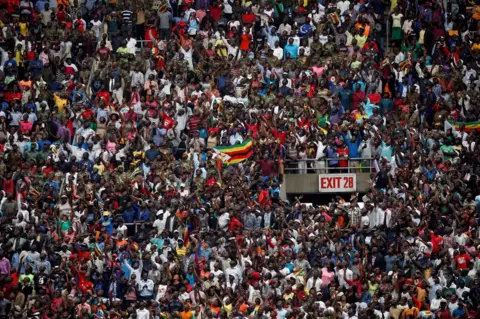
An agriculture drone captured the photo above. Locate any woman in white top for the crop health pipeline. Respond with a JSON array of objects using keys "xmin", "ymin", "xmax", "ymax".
[{"xmin": 391, "ymin": 7, "xmax": 404, "ymax": 45}]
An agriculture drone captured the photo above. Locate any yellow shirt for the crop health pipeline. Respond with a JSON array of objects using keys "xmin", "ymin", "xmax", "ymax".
[
  {"xmin": 215, "ymin": 40, "xmax": 227, "ymax": 57},
  {"xmin": 93, "ymin": 164, "xmax": 105, "ymax": 175},
  {"xmin": 176, "ymin": 247, "xmax": 186, "ymax": 256},
  {"xmin": 53, "ymin": 95, "xmax": 67, "ymax": 114},
  {"xmin": 419, "ymin": 29, "xmax": 425, "ymax": 44},
  {"xmin": 391, "ymin": 0, "xmax": 398, "ymax": 11},
  {"xmin": 223, "ymin": 304, "xmax": 232, "ymax": 316},
  {"xmin": 283, "ymin": 292, "xmax": 294, "ymax": 300},
  {"xmin": 448, "ymin": 30, "xmax": 459, "ymax": 37},
  {"xmin": 15, "ymin": 50, "xmax": 25, "ymax": 66},
  {"xmin": 241, "ymin": 0, "xmax": 252, "ymax": 7},
  {"xmin": 355, "ymin": 34, "xmax": 367, "ymax": 48},
  {"xmin": 19, "ymin": 22, "xmax": 28, "ymax": 37},
  {"xmin": 350, "ymin": 60, "xmax": 362, "ymax": 69}
]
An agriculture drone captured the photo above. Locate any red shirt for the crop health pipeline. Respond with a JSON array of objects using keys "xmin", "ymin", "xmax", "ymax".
[
  {"xmin": 163, "ymin": 114, "xmax": 175, "ymax": 130},
  {"xmin": 246, "ymin": 123, "xmax": 259, "ymax": 137},
  {"xmin": 207, "ymin": 127, "xmax": 220, "ymax": 134},
  {"xmin": 454, "ymin": 253, "xmax": 471, "ymax": 269},
  {"xmin": 257, "ymin": 160, "xmax": 275, "ymax": 177},
  {"xmin": 2, "ymin": 179, "xmax": 14, "ymax": 195},
  {"xmin": 209, "ymin": 5, "xmax": 222, "ymax": 21},
  {"xmin": 228, "ymin": 217, "xmax": 243, "ymax": 232},
  {"xmin": 57, "ymin": 10, "xmax": 66, "ymax": 24},
  {"xmin": 272, "ymin": 129, "xmax": 287, "ymax": 145},
  {"xmin": 351, "ymin": 91, "xmax": 365, "ymax": 109},
  {"xmin": 337, "ymin": 147, "xmax": 349, "ymax": 167},
  {"xmin": 435, "ymin": 309, "xmax": 452, "ymax": 319},
  {"xmin": 97, "ymin": 91, "xmax": 111, "ymax": 104},
  {"xmin": 81, "ymin": 109, "xmax": 94, "ymax": 120},
  {"xmin": 19, "ymin": 120, "xmax": 33, "ymax": 134},
  {"xmin": 430, "ymin": 232, "xmax": 443, "ymax": 253},
  {"xmin": 242, "ymin": 13, "xmax": 255, "ymax": 23},
  {"xmin": 367, "ymin": 93, "xmax": 381, "ymax": 104}
]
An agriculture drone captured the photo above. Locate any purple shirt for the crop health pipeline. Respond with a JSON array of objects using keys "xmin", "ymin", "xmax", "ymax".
[{"xmin": 0, "ymin": 258, "xmax": 11, "ymax": 275}]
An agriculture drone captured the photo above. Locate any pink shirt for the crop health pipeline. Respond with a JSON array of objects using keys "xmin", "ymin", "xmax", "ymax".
[
  {"xmin": 321, "ymin": 268, "xmax": 335, "ymax": 286},
  {"xmin": 106, "ymin": 141, "xmax": 116, "ymax": 153},
  {"xmin": 19, "ymin": 120, "xmax": 33, "ymax": 134},
  {"xmin": 311, "ymin": 67, "xmax": 325, "ymax": 76}
]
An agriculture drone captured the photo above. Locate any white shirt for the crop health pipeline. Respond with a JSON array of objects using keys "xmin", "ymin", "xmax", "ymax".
[
  {"xmin": 136, "ymin": 308, "xmax": 150, "ymax": 319},
  {"xmin": 137, "ymin": 279, "xmax": 154, "ymax": 297},
  {"xmin": 127, "ymin": 38, "xmax": 137, "ymax": 55},
  {"xmin": 273, "ymin": 47, "xmax": 283, "ymax": 60},
  {"xmin": 306, "ymin": 277, "xmax": 323, "ymax": 293},
  {"xmin": 229, "ymin": 133, "xmax": 243, "ymax": 145},
  {"xmin": 448, "ymin": 301, "xmax": 458, "ymax": 314},
  {"xmin": 360, "ymin": 215, "xmax": 370, "ymax": 228},
  {"xmin": 337, "ymin": 1, "xmax": 351, "ymax": 15},
  {"xmin": 153, "ymin": 218, "xmax": 167, "ymax": 233},
  {"xmin": 225, "ymin": 264, "xmax": 243, "ymax": 285},
  {"xmin": 218, "ymin": 213, "xmax": 230, "ymax": 230},
  {"xmin": 180, "ymin": 47, "xmax": 193, "ymax": 69},
  {"xmin": 337, "ymin": 268, "xmax": 353, "ymax": 288},
  {"xmin": 223, "ymin": 0, "xmax": 232, "ymax": 13},
  {"xmin": 394, "ymin": 52, "xmax": 405, "ymax": 64},
  {"xmin": 155, "ymin": 285, "xmax": 168, "ymax": 302},
  {"xmin": 91, "ymin": 20, "xmax": 102, "ymax": 38}
]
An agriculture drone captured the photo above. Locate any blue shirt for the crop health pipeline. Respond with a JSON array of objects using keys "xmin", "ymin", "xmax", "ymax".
[
  {"xmin": 452, "ymin": 307, "xmax": 466, "ymax": 318},
  {"xmin": 343, "ymin": 132, "xmax": 362, "ymax": 158},
  {"xmin": 380, "ymin": 142, "xmax": 392, "ymax": 162},
  {"xmin": 339, "ymin": 89, "xmax": 352, "ymax": 110},
  {"xmin": 123, "ymin": 208, "xmax": 137, "ymax": 223},
  {"xmin": 283, "ymin": 44, "xmax": 299, "ymax": 59},
  {"xmin": 34, "ymin": 0, "xmax": 48, "ymax": 10},
  {"xmin": 363, "ymin": 99, "xmax": 380, "ymax": 118},
  {"xmin": 138, "ymin": 209, "xmax": 150, "ymax": 222},
  {"xmin": 151, "ymin": 238, "xmax": 164, "ymax": 249},
  {"xmin": 100, "ymin": 217, "xmax": 114, "ymax": 234},
  {"xmin": 29, "ymin": 59, "xmax": 43, "ymax": 78},
  {"xmin": 326, "ymin": 146, "xmax": 339, "ymax": 165}
]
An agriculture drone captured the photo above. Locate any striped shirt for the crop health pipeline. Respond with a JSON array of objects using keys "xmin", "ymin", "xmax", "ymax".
[
  {"xmin": 122, "ymin": 10, "xmax": 134, "ymax": 25},
  {"xmin": 349, "ymin": 207, "xmax": 360, "ymax": 227},
  {"xmin": 187, "ymin": 116, "xmax": 201, "ymax": 131}
]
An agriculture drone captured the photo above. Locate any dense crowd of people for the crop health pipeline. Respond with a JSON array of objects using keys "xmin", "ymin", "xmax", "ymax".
[{"xmin": 0, "ymin": 0, "xmax": 480, "ymax": 318}]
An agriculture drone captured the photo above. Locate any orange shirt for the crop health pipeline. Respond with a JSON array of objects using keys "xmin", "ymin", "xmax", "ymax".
[
  {"xmin": 209, "ymin": 305, "xmax": 220, "ymax": 316},
  {"xmin": 180, "ymin": 311, "xmax": 194, "ymax": 319},
  {"xmin": 57, "ymin": 0, "xmax": 70, "ymax": 7},
  {"xmin": 116, "ymin": 240, "xmax": 128, "ymax": 249}
]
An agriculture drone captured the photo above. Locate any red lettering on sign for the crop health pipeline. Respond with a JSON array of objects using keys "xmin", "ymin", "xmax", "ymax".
[
  {"xmin": 321, "ymin": 178, "xmax": 327, "ymax": 189},
  {"xmin": 320, "ymin": 175, "xmax": 355, "ymax": 190},
  {"xmin": 343, "ymin": 177, "xmax": 353, "ymax": 188}
]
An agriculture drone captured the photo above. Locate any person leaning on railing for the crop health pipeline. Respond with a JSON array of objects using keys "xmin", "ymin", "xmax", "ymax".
[
  {"xmin": 338, "ymin": 124, "xmax": 363, "ymax": 171},
  {"xmin": 325, "ymin": 140, "xmax": 339, "ymax": 171}
]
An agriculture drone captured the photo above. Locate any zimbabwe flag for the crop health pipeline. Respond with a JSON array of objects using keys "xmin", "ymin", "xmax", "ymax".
[
  {"xmin": 398, "ymin": 59, "xmax": 410, "ymax": 71},
  {"xmin": 329, "ymin": 12, "xmax": 340, "ymax": 25},
  {"xmin": 213, "ymin": 139, "xmax": 254, "ymax": 165}
]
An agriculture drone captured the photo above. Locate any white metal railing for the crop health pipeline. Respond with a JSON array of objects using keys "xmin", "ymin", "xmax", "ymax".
[{"xmin": 284, "ymin": 158, "xmax": 374, "ymax": 174}]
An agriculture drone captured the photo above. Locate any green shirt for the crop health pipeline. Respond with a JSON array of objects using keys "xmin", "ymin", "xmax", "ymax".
[
  {"xmin": 58, "ymin": 220, "xmax": 72, "ymax": 233},
  {"xmin": 440, "ymin": 145, "xmax": 456, "ymax": 160}
]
